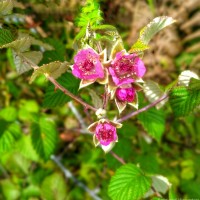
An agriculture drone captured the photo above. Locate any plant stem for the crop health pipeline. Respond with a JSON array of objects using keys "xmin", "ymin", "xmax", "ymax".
[
  {"xmin": 47, "ymin": 76, "xmax": 97, "ymax": 111},
  {"xmin": 117, "ymin": 93, "xmax": 169, "ymax": 123},
  {"xmin": 110, "ymin": 151, "xmax": 126, "ymax": 165}
]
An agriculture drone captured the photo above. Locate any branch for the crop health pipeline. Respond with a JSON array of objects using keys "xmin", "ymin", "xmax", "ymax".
[
  {"xmin": 117, "ymin": 93, "xmax": 169, "ymax": 123},
  {"xmin": 51, "ymin": 155, "xmax": 102, "ymax": 200},
  {"xmin": 22, "ymin": 55, "xmax": 97, "ymax": 112},
  {"xmin": 47, "ymin": 76, "xmax": 97, "ymax": 111}
]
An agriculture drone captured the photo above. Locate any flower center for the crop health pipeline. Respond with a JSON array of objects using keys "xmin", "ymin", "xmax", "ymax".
[
  {"xmin": 114, "ymin": 57, "xmax": 136, "ymax": 78},
  {"xmin": 79, "ymin": 56, "xmax": 96, "ymax": 75},
  {"xmin": 96, "ymin": 123, "xmax": 115, "ymax": 142}
]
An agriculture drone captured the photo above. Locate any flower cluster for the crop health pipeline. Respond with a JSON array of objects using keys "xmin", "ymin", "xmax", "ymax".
[{"xmin": 71, "ymin": 44, "xmax": 146, "ymax": 152}]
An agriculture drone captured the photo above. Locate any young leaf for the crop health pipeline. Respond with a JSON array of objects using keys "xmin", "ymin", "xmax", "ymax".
[
  {"xmin": 138, "ymin": 107, "xmax": 165, "ymax": 142},
  {"xmin": 129, "ymin": 16, "xmax": 175, "ymax": 53},
  {"xmin": 169, "ymin": 78, "xmax": 200, "ymax": 117},
  {"xmin": 30, "ymin": 61, "xmax": 69, "ymax": 83},
  {"xmin": 43, "ymin": 72, "xmax": 80, "ymax": 108},
  {"xmin": 143, "ymin": 80, "xmax": 168, "ymax": 109},
  {"xmin": 108, "ymin": 164, "xmax": 151, "ymax": 200},
  {"xmin": 0, "ymin": 37, "xmax": 31, "ymax": 52},
  {"xmin": 0, "ymin": 28, "xmax": 14, "ymax": 46},
  {"xmin": 0, "ymin": 0, "xmax": 14, "ymax": 15},
  {"xmin": 13, "ymin": 50, "xmax": 42, "ymax": 74},
  {"xmin": 31, "ymin": 116, "xmax": 58, "ymax": 161}
]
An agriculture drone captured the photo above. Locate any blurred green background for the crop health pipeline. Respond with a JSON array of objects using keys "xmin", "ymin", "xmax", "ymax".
[{"xmin": 0, "ymin": 0, "xmax": 200, "ymax": 199}]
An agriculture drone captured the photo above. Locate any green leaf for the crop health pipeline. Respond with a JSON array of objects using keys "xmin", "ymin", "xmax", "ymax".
[
  {"xmin": 0, "ymin": 37, "xmax": 31, "ymax": 52},
  {"xmin": 41, "ymin": 173, "xmax": 68, "ymax": 200},
  {"xmin": 169, "ymin": 78, "xmax": 200, "ymax": 117},
  {"xmin": 108, "ymin": 164, "xmax": 151, "ymax": 200},
  {"xmin": 13, "ymin": 50, "xmax": 42, "ymax": 74},
  {"xmin": 0, "ymin": 28, "xmax": 14, "ymax": 46},
  {"xmin": 138, "ymin": 108, "xmax": 165, "ymax": 142},
  {"xmin": 143, "ymin": 80, "xmax": 167, "ymax": 109},
  {"xmin": 31, "ymin": 116, "xmax": 58, "ymax": 161},
  {"xmin": 0, "ymin": 106, "xmax": 17, "ymax": 122},
  {"xmin": 0, "ymin": 120, "xmax": 21, "ymax": 153},
  {"xmin": 16, "ymin": 135, "xmax": 39, "ymax": 162},
  {"xmin": 129, "ymin": 40, "xmax": 149, "ymax": 53},
  {"xmin": 129, "ymin": 16, "xmax": 175, "ymax": 53},
  {"xmin": 0, "ymin": 179, "xmax": 20, "ymax": 200},
  {"xmin": 30, "ymin": 61, "xmax": 69, "ymax": 83},
  {"xmin": 88, "ymin": 89, "xmax": 103, "ymax": 108},
  {"xmin": 43, "ymin": 72, "xmax": 80, "ymax": 108},
  {"xmin": 0, "ymin": 0, "xmax": 14, "ymax": 16}
]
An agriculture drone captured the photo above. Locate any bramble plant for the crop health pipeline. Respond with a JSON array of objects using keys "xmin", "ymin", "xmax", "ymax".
[{"xmin": 0, "ymin": 0, "xmax": 200, "ymax": 199}]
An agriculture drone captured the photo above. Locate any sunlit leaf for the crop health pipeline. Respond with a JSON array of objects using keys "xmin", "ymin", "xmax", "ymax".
[
  {"xmin": 129, "ymin": 16, "xmax": 175, "ymax": 53},
  {"xmin": 0, "ymin": 0, "xmax": 14, "ymax": 15},
  {"xmin": 108, "ymin": 164, "xmax": 151, "ymax": 200},
  {"xmin": 31, "ymin": 116, "xmax": 58, "ymax": 161},
  {"xmin": 143, "ymin": 80, "xmax": 167, "ymax": 109},
  {"xmin": 12, "ymin": 50, "xmax": 42, "ymax": 74},
  {"xmin": 169, "ymin": 78, "xmax": 200, "ymax": 117},
  {"xmin": 178, "ymin": 70, "xmax": 199, "ymax": 87},
  {"xmin": 30, "ymin": 61, "xmax": 69, "ymax": 83}
]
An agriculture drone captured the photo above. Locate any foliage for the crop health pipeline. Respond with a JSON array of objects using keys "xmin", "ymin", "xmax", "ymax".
[{"xmin": 0, "ymin": 0, "xmax": 199, "ymax": 200}]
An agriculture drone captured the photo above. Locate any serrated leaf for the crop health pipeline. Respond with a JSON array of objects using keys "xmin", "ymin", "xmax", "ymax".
[
  {"xmin": 0, "ymin": 37, "xmax": 31, "ymax": 52},
  {"xmin": 16, "ymin": 135, "xmax": 39, "ymax": 162},
  {"xmin": 169, "ymin": 79, "xmax": 200, "ymax": 117},
  {"xmin": 0, "ymin": 0, "xmax": 13, "ymax": 15},
  {"xmin": 129, "ymin": 16, "xmax": 175, "ymax": 53},
  {"xmin": 30, "ymin": 61, "xmax": 69, "ymax": 83},
  {"xmin": 31, "ymin": 116, "xmax": 58, "ymax": 161},
  {"xmin": 43, "ymin": 72, "xmax": 80, "ymax": 108},
  {"xmin": 138, "ymin": 108, "xmax": 165, "ymax": 142},
  {"xmin": 108, "ymin": 164, "xmax": 151, "ymax": 200},
  {"xmin": 144, "ymin": 80, "xmax": 167, "ymax": 109},
  {"xmin": 41, "ymin": 173, "xmax": 68, "ymax": 200},
  {"xmin": 178, "ymin": 70, "xmax": 199, "ymax": 87},
  {"xmin": 0, "ymin": 28, "xmax": 14, "ymax": 46},
  {"xmin": 129, "ymin": 40, "xmax": 149, "ymax": 53},
  {"xmin": 0, "ymin": 120, "xmax": 21, "ymax": 153},
  {"xmin": 13, "ymin": 50, "xmax": 42, "ymax": 74}
]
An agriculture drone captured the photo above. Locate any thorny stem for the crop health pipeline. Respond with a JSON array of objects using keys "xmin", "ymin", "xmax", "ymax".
[{"xmin": 117, "ymin": 93, "xmax": 169, "ymax": 123}]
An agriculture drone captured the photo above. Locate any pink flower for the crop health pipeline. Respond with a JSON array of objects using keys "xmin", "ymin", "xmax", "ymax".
[
  {"xmin": 88, "ymin": 119, "xmax": 122, "ymax": 153},
  {"xmin": 109, "ymin": 51, "xmax": 146, "ymax": 86},
  {"xmin": 72, "ymin": 48, "xmax": 104, "ymax": 80},
  {"xmin": 95, "ymin": 123, "xmax": 117, "ymax": 146},
  {"xmin": 113, "ymin": 84, "xmax": 139, "ymax": 113},
  {"xmin": 116, "ymin": 87, "xmax": 135, "ymax": 102}
]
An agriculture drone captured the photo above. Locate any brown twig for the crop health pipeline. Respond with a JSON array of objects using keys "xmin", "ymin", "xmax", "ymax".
[{"xmin": 117, "ymin": 93, "xmax": 169, "ymax": 123}]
